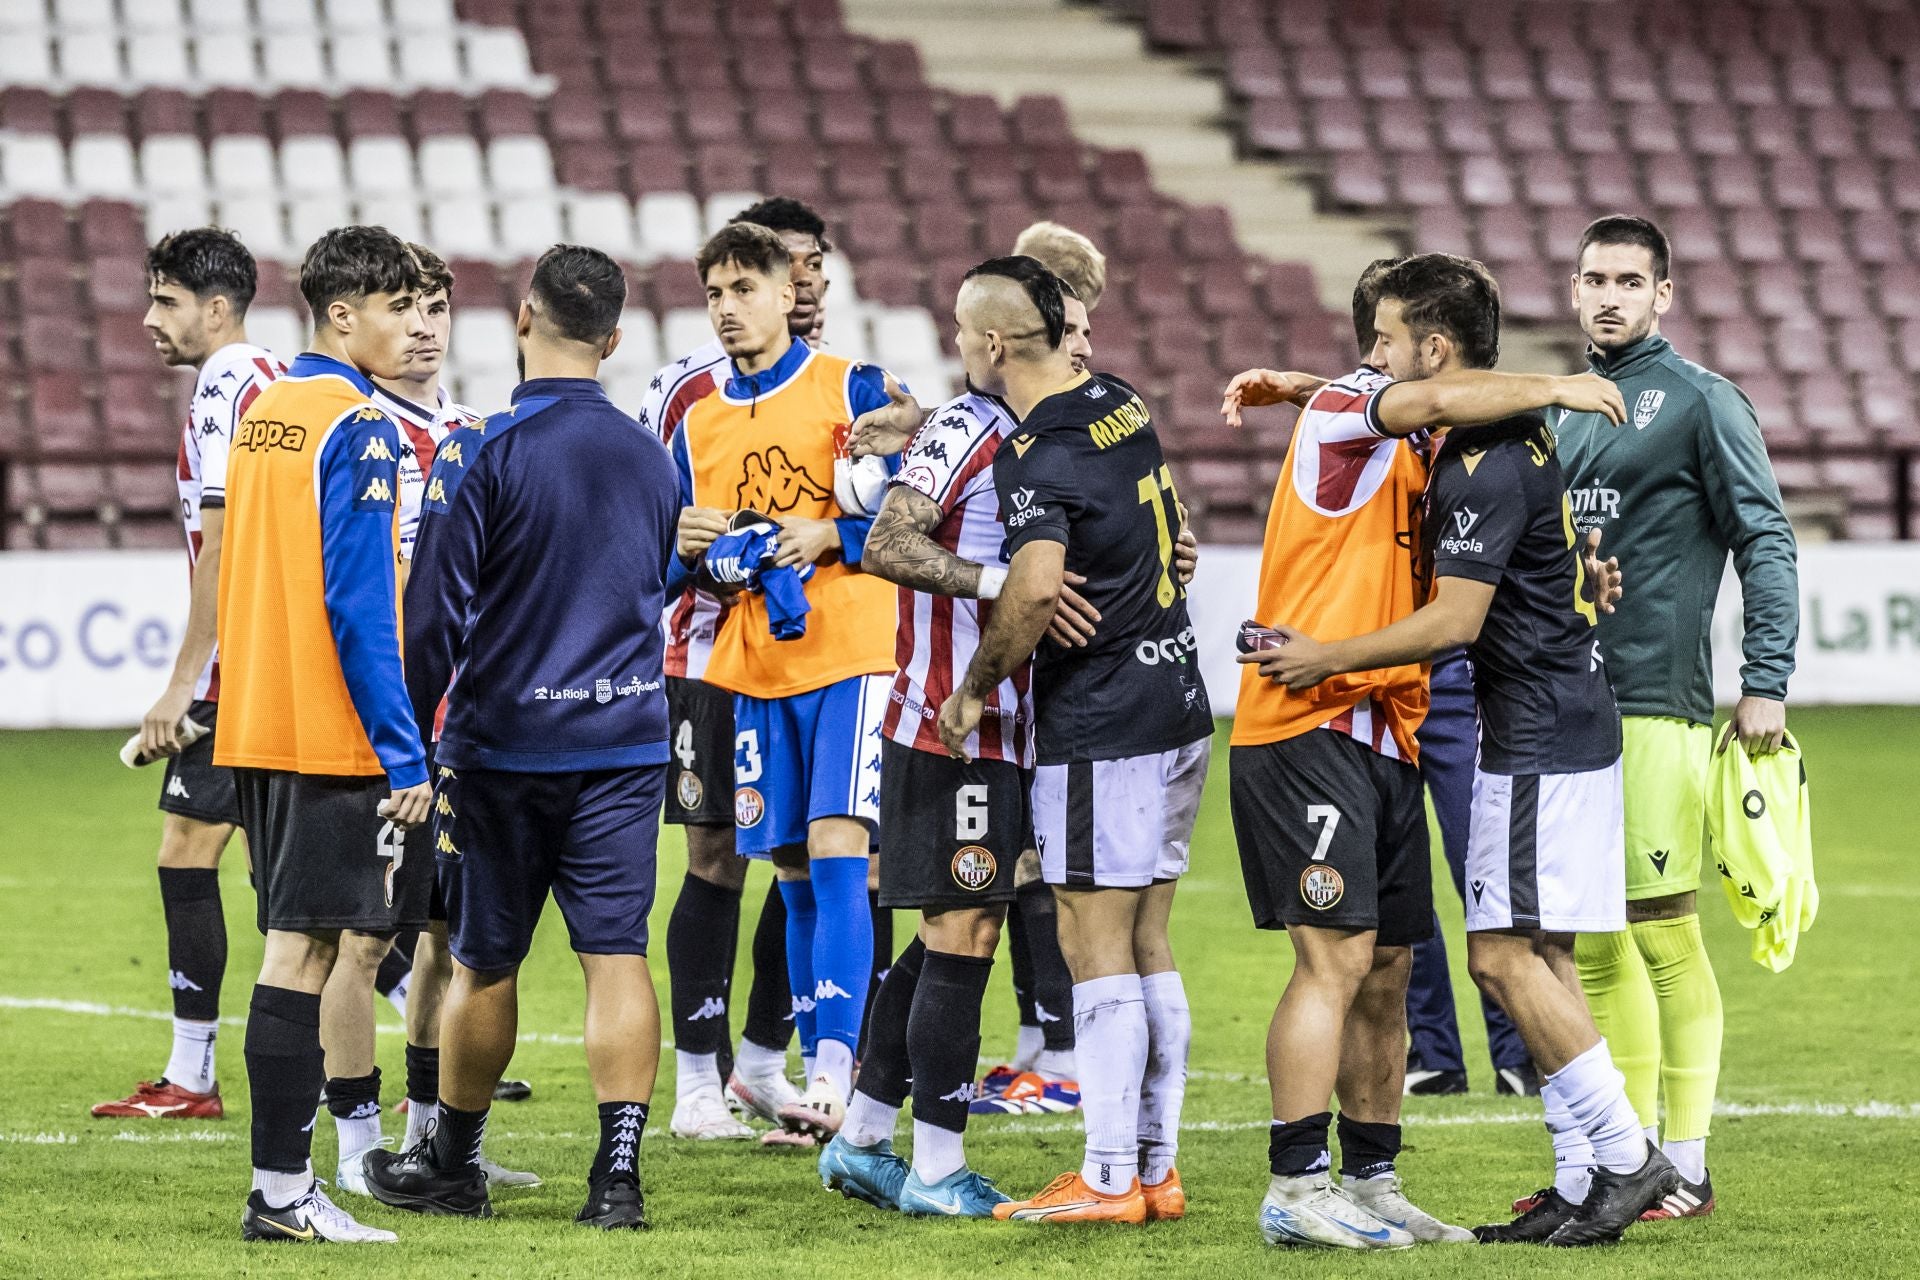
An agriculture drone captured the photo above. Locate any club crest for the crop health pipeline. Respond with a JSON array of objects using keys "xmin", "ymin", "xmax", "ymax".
[{"xmin": 1633, "ymin": 389, "xmax": 1666, "ymax": 430}]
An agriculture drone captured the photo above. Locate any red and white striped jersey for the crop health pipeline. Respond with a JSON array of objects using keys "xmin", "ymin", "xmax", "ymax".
[
  {"xmin": 177, "ymin": 341, "xmax": 283, "ymax": 701},
  {"xmin": 373, "ymin": 383, "xmax": 481, "ymax": 561},
  {"xmin": 638, "ymin": 338, "xmax": 729, "ymax": 679},
  {"xmin": 881, "ymin": 392, "xmax": 1034, "ymax": 766}
]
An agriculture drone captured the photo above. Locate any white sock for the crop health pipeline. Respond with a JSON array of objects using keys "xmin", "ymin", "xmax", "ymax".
[
  {"xmin": 385, "ymin": 975, "xmax": 409, "ymax": 1019},
  {"xmin": 253, "ymin": 1163, "xmax": 313, "ymax": 1209},
  {"xmin": 802, "ymin": 1053, "xmax": 817, "ymax": 1082},
  {"xmin": 1643, "ymin": 1123, "xmax": 1659, "ymax": 1145},
  {"xmin": 1541, "ymin": 1077, "xmax": 1595, "ymax": 1204},
  {"xmin": 735, "ymin": 1038, "xmax": 787, "ymax": 1081},
  {"xmin": 1137, "ymin": 971, "xmax": 1190, "ymax": 1185},
  {"xmin": 165, "ymin": 1018, "xmax": 218, "ymax": 1094},
  {"xmin": 334, "ymin": 1107, "xmax": 383, "ymax": 1163},
  {"xmin": 1664, "ymin": 1137, "xmax": 1707, "ymax": 1184},
  {"xmin": 1034, "ymin": 1047, "xmax": 1076, "ymax": 1080},
  {"xmin": 840, "ymin": 1091, "xmax": 900, "ymax": 1149},
  {"xmin": 403, "ymin": 1099, "xmax": 438, "ymax": 1151},
  {"xmin": 676, "ymin": 1049, "xmax": 722, "ymax": 1098},
  {"xmin": 1072, "ymin": 973, "xmax": 1147, "ymax": 1196},
  {"xmin": 815, "ymin": 1040, "xmax": 855, "ymax": 1099},
  {"xmin": 1012, "ymin": 1024, "xmax": 1044, "ymax": 1072},
  {"xmin": 913, "ymin": 1119, "xmax": 966, "ymax": 1183},
  {"xmin": 1549, "ymin": 1041, "xmax": 1648, "ymax": 1174}
]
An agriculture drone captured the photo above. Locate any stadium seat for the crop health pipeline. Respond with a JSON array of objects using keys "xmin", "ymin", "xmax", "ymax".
[{"xmin": 637, "ymin": 192, "xmax": 703, "ymax": 263}]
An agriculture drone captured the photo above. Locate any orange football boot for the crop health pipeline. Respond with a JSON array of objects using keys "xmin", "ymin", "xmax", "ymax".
[
  {"xmin": 91, "ymin": 1079, "xmax": 224, "ymax": 1119},
  {"xmin": 1141, "ymin": 1168, "xmax": 1186, "ymax": 1221},
  {"xmin": 992, "ymin": 1171, "xmax": 1147, "ymax": 1223}
]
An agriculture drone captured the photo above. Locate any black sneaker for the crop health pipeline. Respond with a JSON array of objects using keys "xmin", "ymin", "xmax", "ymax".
[
  {"xmin": 1405, "ymin": 1068, "xmax": 1469, "ymax": 1096},
  {"xmin": 494, "ymin": 1079, "xmax": 533, "ymax": 1103},
  {"xmin": 577, "ymin": 1176, "xmax": 648, "ymax": 1230},
  {"xmin": 364, "ymin": 1144, "xmax": 492, "ymax": 1218},
  {"xmin": 1495, "ymin": 1064, "xmax": 1542, "ymax": 1096},
  {"xmin": 1473, "ymin": 1187, "xmax": 1580, "ymax": 1243},
  {"xmin": 1546, "ymin": 1147, "xmax": 1681, "ymax": 1247}
]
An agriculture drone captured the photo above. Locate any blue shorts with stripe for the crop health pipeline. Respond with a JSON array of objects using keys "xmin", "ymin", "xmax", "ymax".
[{"xmin": 731, "ymin": 674, "xmax": 887, "ymax": 858}]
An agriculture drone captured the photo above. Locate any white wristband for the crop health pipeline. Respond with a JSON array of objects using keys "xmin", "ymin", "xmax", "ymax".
[{"xmin": 977, "ymin": 566, "xmax": 1007, "ymax": 599}]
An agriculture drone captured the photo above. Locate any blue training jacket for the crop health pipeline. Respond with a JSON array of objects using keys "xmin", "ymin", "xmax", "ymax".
[{"xmin": 404, "ymin": 377, "xmax": 679, "ymax": 773}]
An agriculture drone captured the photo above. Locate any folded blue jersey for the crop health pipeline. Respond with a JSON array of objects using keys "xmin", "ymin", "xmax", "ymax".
[{"xmin": 706, "ymin": 523, "xmax": 813, "ymax": 641}]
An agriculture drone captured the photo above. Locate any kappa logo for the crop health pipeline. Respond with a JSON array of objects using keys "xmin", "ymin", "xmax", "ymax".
[
  {"xmin": 1633, "ymin": 388, "xmax": 1666, "ymax": 430},
  {"xmin": 436, "ymin": 831, "xmax": 461, "ymax": 857},
  {"xmin": 359, "ymin": 477, "xmax": 393, "ymax": 502},
  {"xmin": 354, "ymin": 406, "xmax": 385, "ymax": 422},
  {"xmin": 439, "ymin": 440, "xmax": 464, "ymax": 467},
  {"xmin": 235, "ymin": 418, "xmax": 307, "ymax": 452},
  {"xmin": 689, "ymin": 997, "xmax": 726, "ymax": 1020},
  {"xmin": 425, "ymin": 476, "xmax": 447, "ymax": 504},
  {"xmin": 435, "ymin": 793, "xmax": 454, "ymax": 817},
  {"xmin": 940, "ymin": 1082, "xmax": 979, "ymax": 1103},
  {"xmin": 735, "ymin": 446, "xmax": 831, "ymax": 514},
  {"xmin": 166, "ymin": 775, "xmax": 191, "ymax": 799},
  {"xmin": 168, "ymin": 969, "xmax": 204, "ymax": 992},
  {"xmin": 359, "ymin": 435, "xmax": 395, "ymax": 462},
  {"xmin": 814, "ymin": 979, "xmax": 854, "ymax": 1001}
]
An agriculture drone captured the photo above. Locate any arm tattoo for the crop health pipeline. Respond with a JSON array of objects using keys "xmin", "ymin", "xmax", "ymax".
[{"xmin": 861, "ymin": 487, "xmax": 985, "ymax": 598}]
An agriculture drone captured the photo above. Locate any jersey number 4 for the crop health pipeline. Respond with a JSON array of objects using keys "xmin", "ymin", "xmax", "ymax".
[{"xmin": 1136, "ymin": 464, "xmax": 1183, "ymax": 608}]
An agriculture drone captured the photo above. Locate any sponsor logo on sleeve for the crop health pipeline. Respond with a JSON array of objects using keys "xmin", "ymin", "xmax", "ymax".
[
  {"xmin": 1436, "ymin": 506, "xmax": 1483, "ymax": 554},
  {"xmin": 1005, "ymin": 487, "xmax": 1047, "ymax": 528}
]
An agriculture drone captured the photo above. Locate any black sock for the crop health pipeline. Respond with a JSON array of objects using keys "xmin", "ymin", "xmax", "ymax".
[
  {"xmin": 1016, "ymin": 880, "xmax": 1074, "ymax": 1051},
  {"xmin": 244, "ymin": 985, "xmax": 324, "ymax": 1178},
  {"xmin": 324, "ymin": 1067, "xmax": 381, "ymax": 1121},
  {"xmin": 666, "ymin": 873, "xmax": 743, "ymax": 1057},
  {"xmin": 859, "ymin": 890, "xmax": 894, "ymax": 1060},
  {"xmin": 591, "ymin": 1101, "xmax": 648, "ymax": 1184},
  {"xmin": 158, "ymin": 867, "xmax": 226, "ymax": 1022},
  {"xmin": 405, "ymin": 1044, "xmax": 440, "ymax": 1106},
  {"xmin": 741, "ymin": 880, "xmax": 792, "ymax": 1052},
  {"xmin": 1007, "ymin": 900, "xmax": 1037, "ymax": 1028},
  {"xmin": 1269, "ymin": 1112, "xmax": 1334, "ymax": 1177},
  {"xmin": 854, "ymin": 938, "xmax": 924, "ymax": 1109},
  {"xmin": 431, "ymin": 1101, "xmax": 488, "ymax": 1174},
  {"xmin": 373, "ymin": 942, "xmax": 411, "ymax": 999},
  {"xmin": 908, "ymin": 950, "xmax": 993, "ymax": 1134},
  {"xmin": 1337, "ymin": 1114, "xmax": 1401, "ymax": 1181}
]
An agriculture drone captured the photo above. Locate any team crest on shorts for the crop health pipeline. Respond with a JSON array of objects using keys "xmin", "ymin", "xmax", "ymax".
[
  {"xmin": 951, "ymin": 845, "xmax": 997, "ymax": 891},
  {"xmin": 735, "ymin": 786, "xmax": 765, "ymax": 828},
  {"xmin": 1300, "ymin": 864, "xmax": 1344, "ymax": 910},
  {"xmin": 678, "ymin": 769, "xmax": 704, "ymax": 811}
]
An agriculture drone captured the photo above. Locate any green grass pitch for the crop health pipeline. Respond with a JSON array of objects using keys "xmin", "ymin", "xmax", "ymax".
[{"xmin": 1, "ymin": 708, "xmax": 1915, "ymax": 1278}]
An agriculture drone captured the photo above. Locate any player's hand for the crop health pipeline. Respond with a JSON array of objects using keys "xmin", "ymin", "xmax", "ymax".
[
  {"xmin": 140, "ymin": 683, "xmax": 194, "ymax": 760},
  {"xmin": 1234, "ymin": 624, "xmax": 1334, "ymax": 690},
  {"xmin": 1582, "ymin": 527, "xmax": 1623, "ymax": 614},
  {"xmin": 379, "ymin": 782, "xmax": 433, "ymax": 830},
  {"xmin": 936, "ymin": 688, "xmax": 985, "ymax": 762},
  {"xmin": 847, "ymin": 370, "xmax": 922, "ymax": 458},
  {"xmin": 1221, "ymin": 369, "xmax": 1310, "ymax": 427},
  {"xmin": 1048, "ymin": 571, "xmax": 1100, "ymax": 648},
  {"xmin": 772, "ymin": 516, "xmax": 842, "ymax": 568},
  {"xmin": 1719, "ymin": 695, "xmax": 1788, "ymax": 756},
  {"xmin": 677, "ymin": 506, "xmax": 731, "ymax": 563},
  {"xmin": 1174, "ymin": 506, "xmax": 1198, "ymax": 585},
  {"xmin": 1551, "ymin": 372, "xmax": 1627, "ymax": 425}
]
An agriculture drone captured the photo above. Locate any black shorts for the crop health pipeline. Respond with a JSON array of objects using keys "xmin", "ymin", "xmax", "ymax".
[
  {"xmin": 664, "ymin": 676, "xmax": 735, "ymax": 827},
  {"xmin": 409, "ymin": 823, "xmax": 447, "ymax": 922},
  {"xmin": 1230, "ymin": 732, "xmax": 1434, "ymax": 947},
  {"xmin": 235, "ymin": 768, "xmax": 433, "ymax": 935},
  {"xmin": 435, "ymin": 763, "xmax": 664, "ymax": 973},
  {"xmin": 156, "ymin": 699, "xmax": 242, "ymax": 826},
  {"xmin": 878, "ymin": 739, "xmax": 1028, "ymax": 910}
]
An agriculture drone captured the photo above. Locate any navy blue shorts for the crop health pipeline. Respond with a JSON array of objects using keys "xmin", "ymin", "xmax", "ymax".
[{"xmin": 433, "ymin": 764, "xmax": 665, "ymax": 972}]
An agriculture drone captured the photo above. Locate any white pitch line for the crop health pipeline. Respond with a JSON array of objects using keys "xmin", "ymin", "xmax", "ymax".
[{"xmin": 0, "ymin": 994, "xmax": 583, "ymax": 1045}]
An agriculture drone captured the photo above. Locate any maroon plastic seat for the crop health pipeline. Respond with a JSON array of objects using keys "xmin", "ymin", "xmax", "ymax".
[
  {"xmin": 1244, "ymin": 99, "xmax": 1305, "ymax": 153},
  {"xmin": 816, "ymin": 92, "xmax": 879, "ymax": 148},
  {"xmin": 1028, "ymin": 145, "xmax": 1092, "ymax": 204},
  {"xmin": 1623, "ymin": 102, "xmax": 1682, "ymax": 154},
  {"xmin": 7, "ymin": 200, "xmax": 74, "ymax": 260},
  {"xmin": 853, "ymin": 258, "xmax": 922, "ymax": 309},
  {"xmin": 1745, "ymin": 104, "xmax": 1798, "ymax": 158},
  {"xmin": 1491, "ymin": 261, "xmax": 1557, "ymax": 321},
  {"xmin": 1226, "ymin": 47, "xmax": 1287, "ymax": 100},
  {"xmin": 1726, "ymin": 51, "xmax": 1783, "ymax": 108},
  {"xmin": 1435, "ymin": 98, "xmax": 1496, "ymax": 153},
  {"xmin": 1811, "ymin": 263, "xmax": 1872, "ymax": 321},
  {"xmin": 1598, "ymin": 48, "xmax": 1663, "ymax": 103},
  {"xmin": 1131, "ymin": 259, "xmax": 1191, "ymax": 318},
  {"xmin": 601, "ymin": 45, "xmax": 665, "ymax": 90},
  {"xmin": 1833, "ymin": 319, "xmax": 1893, "ymax": 375},
  {"xmin": 1664, "ymin": 49, "xmax": 1719, "ymax": 105},
  {"xmin": 1684, "ymin": 103, "xmax": 1742, "ymax": 156},
  {"xmin": 1728, "ymin": 208, "xmax": 1786, "ymax": 262},
  {"xmin": 1711, "ymin": 323, "xmax": 1770, "ymax": 376},
  {"xmin": 1850, "ymin": 210, "xmax": 1908, "ymax": 265},
  {"xmin": 403, "ymin": 89, "xmax": 469, "ymax": 139},
  {"xmin": 1303, "ymin": 98, "xmax": 1366, "ymax": 152},
  {"xmin": 1662, "ymin": 207, "xmax": 1726, "ymax": 266},
  {"xmin": 611, "ymin": 90, "xmax": 676, "ymax": 144},
  {"xmin": 78, "ymin": 202, "xmax": 145, "ymax": 259},
  {"xmin": 1290, "ymin": 49, "xmax": 1351, "ymax": 100},
  {"xmin": 0, "ymin": 86, "xmax": 59, "ymax": 133},
  {"xmin": 1515, "ymin": 152, "xmax": 1577, "ymax": 207},
  {"xmin": 17, "ymin": 261, "xmax": 80, "ymax": 317},
  {"xmin": 1771, "ymin": 318, "xmax": 1831, "ymax": 375},
  {"xmin": 1840, "ymin": 55, "xmax": 1899, "ymax": 112},
  {"xmin": 946, "ymin": 94, "xmax": 1010, "ymax": 148},
  {"xmin": 1476, "ymin": 205, "xmax": 1536, "ymax": 262},
  {"xmin": 1389, "ymin": 152, "xmax": 1451, "ymax": 207},
  {"xmin": 690, "ymin": 144, "xmax": 759, "ymax": 196},
  {"xmin": 1413, "ymin": 203, "xmax": 1472, "ymax": 255},
  {"xmin": 1887, "ymin": 160, "xmax": 1920, "ymax": 212},
  {"xmin": 1195, "ymin": 258, "xmax": 1260, "ymax": 317},
  {"xmin": 1580, "ymin": 154, "xmax": 1641, "ymax": 207},
  {"xmin": 1091, "ymin": 150, "xmax": 1154, "ymax": 205},
  {"xmin": 1370, "ymin": 99, "xmax": 1432, "ymax": 153},
  {"xmin": 1008, "ymin": 94, "xmax": 1071, "ymax": 147},
  {"xmin": 1561, "ymin": 104, "xmax": 1617, "ymax": 155},
  {"xmin": 1645, "ymin": 158, "xmax": 1706, "ymax": 208},
  {"xmin": 23, "ymin": 316, "xmax": 91, "ymax": 373},
  {"xmin": 1540, "ymin": 47, "xmax": 1596, "ymax": 101},
  {"xmin": 132, "ymin": 88, "xmax": 198, "ymax": 140},
  {"xmin": 1788, "ymin": 209, "xmax": 1847, "ymax": 263},
  {"xmin": 1706, "ymin": 154, "xmax": 1765, "ymax": 207},
  {"xmin": 547, "ymin": 94, "xmax": 609, "ymax": 144},
  {"xmin": 1477, "ymin": 49, "xmax": 1537, "ymax": 101},
  {"xmin": 1353, "ymin": 45, "xmax": 1413, "ymax": 100},
  {"xmin": 553, "ymin": 141, "xmax": 624, "ymax": 191},
  {"xmin": 1824, "ymin": 157, "xmax": 1885, "ymax": 214},
  {"xmin": 624, "ymin": 142, "xmax": 690, "ymax": 195},
  {"xmin": 680, "ymin": 88, "xmax": 743, "ymax": 145},
  {"xmin": 64, "ymin": 87, "xmax": 128, "ymax": 136},
  {"xmin": 31, "ymin": 464, "xmax": 108, "ymax": 516},
  {"xmin": 1684, "ymin": 260, "xmax": 1746, "ymax": 320},
  {"xmin": 1329, "ymin": 152, "xmax": 1390, "ymax": 207},
  {"xmin": 1805, "ymin": 106, "xmax": 1859, "ymax": 160},
  {"xmin": 29, "ymin": 373, "xmax": 99, "ymax": 451},
  {"xmin": 906, "ymin": 202, "xmax": 974, "ymax": 258},
  {"xmin": 839, "ymin": 202, "xmax": 905, "ymax": 258},
  {"xmin": 95, "ymin": 312, "xmax": 158, "ymax": 373},
  {"xmin": 1497, "ymin": 100, "xmax": 1557, "ymax": 153},
  {"xmin": 1414, "ymin": 48, "xmax": 1475, "ymax": 100},
  {"xmin": 270, "ymin": 89, "xmax": 334, "ymax": 140}
]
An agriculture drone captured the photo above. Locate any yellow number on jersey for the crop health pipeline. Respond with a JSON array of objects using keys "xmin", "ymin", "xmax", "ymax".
[
  {"xmin": 1136, "ymin": 464, "xmax": 1182, "ymax": 608},
  {"xmin": 1561, "ymin": 493, "xmax": 1598, "ymax": 626}
]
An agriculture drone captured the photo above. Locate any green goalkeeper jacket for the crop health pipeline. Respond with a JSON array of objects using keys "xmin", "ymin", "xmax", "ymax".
[{"xmin": 1557, "ymin": 332, "xmax": 1799, "ymax": 725}]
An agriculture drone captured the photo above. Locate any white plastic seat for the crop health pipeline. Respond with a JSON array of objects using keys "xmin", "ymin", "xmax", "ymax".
[
  {"xmin": 356, "ymin": 195, "xmax": 427, "ymax": 243},
  {"xmin": 615, "ymin": 308, "xmax": 663, "ymax": 370},
  {"xmin": 497, "ymin": 196, "xmax": 563, "ymax": 256},
  {"xmin": 123, "ymin": 31, "xmax": 194, "ymax": 88},
  {"xmin": 144, "ymin": 194, "xmax": 216, "ymax": 245},
  {"xmin": 247, "ymin": 307, "xmax": 308, "ymax": 364},
  {"xmin": 55, "ymin": 30, "xmax": 123, "ymax": 87},
  {"xmin": 453, "ymin": 367, "xmax": 518, "ymax": 415},
  {"xmin": 328, "ymin": 31, "xmax": 395, "ymax": 89},
  {"xmin": 0, "ymin": 32, "xmax": 55, "ymax": 85},
  {"xmin": 426, "ymin": 200, "xmax": 497, "ymax": 258},
  {"xmin": 192, "ymin": 32, "xmax": 259, "ymax": 88},
  {"xmin": 417, "ymin": 135, "xmax": 485, "ymax": 196},
  {"xmin": 565, "ymin": 193, "xmax": 639, "ymax": 260},
  {"xmin": 138, "ymin": 135, "xmax": 208, "ymax": 197},
  {"xmin": 663, "ymin": 307, "xmax": 713, "ymax": 359},
  {"xmin": 819, "ymin": 300, "xmax": 872, "ymax": 357},
  {"xmin": 873, "ymin": 305, "xmax": 942, "ymax": 368},
  {"xmin": 258, "ymin": 0, "xmax": 322, "ymax": 33},
  {"xmin": 703, "ymin": 191, "xmax": 760, "ymax": 235},
  {"xmin": 261, "ymin": 32, "xmax": 330, "ymax": 88},
  {"xmin": 0, "ymin": 136, "xmax": 68, "ymax": 197},
  {"xmin": 395, "ymin": 31, "xmax": 462, "ymax": 89},
  {"xmin": 636, "ymin": 191, "xmax": 702, "ymax": 263},
  {"xmin": 285, "ymin": 191, "xmax": 352, "ymax": 252},
  {"xmin": 210, "ymin": 135, "xmax": 279, "ymax": 196},
  {"xmin": 346, "ymin": 135, "xmax": 416, "ymax": 193},
  {"xmin": 185, "ymin": 0, "xmax": 253, "ymax": 30},
  {"xmin": 820, "ymin": 253, "xmax": 859, "ymax": 302},
  {"xmin": 460, "ymin": 28, "xmax": 533, "ymax": 88},
  {"xmin": 69, "ymin": 134, "xmax": 140, "ymax": 198},
  {"xmin": 394, "ymin": 0, "xmax": 457, "ymax": 30},
  {"xmin": 277, "ymin": 135, "xmax": 347, "ymax": 197},
  {"xmin": 52, "ymin": 0, "xmax": 118, "ymax": 30},
  {"xmin": 323, "ymin": 0, "xmax": 387, "ymax": 31},
  {"xmin": 216, "ymin": 195, "xmax": 291, "ymax": 260},
  {"xmin": 485, "ymin": 136, "xmax": 554, "ymax": 195}
]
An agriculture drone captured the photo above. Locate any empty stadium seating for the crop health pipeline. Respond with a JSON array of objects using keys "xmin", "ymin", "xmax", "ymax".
[{"xmin": 1115, "ymin": 0, "xmax": 1920, "ymax": 538}]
